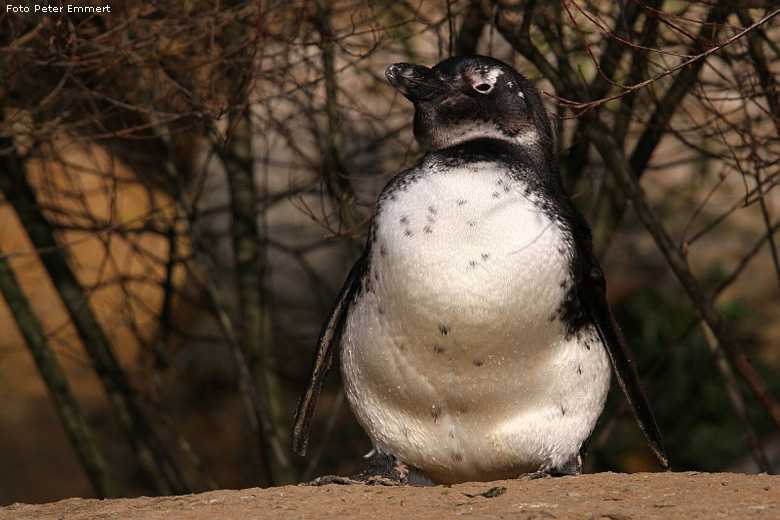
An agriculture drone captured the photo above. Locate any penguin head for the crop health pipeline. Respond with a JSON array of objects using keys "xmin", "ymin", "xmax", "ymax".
[{"xmin": 386, "ymin": 55, "xmax": 553, "ymax": 153}]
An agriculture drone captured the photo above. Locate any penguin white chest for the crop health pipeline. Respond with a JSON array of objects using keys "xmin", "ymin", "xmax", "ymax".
[
  {"xmin": 370, "ymin": 163, "xmax": 568, "ymax": 319},
  {"xmin": 341, "ymin": 163, "xmax": 611, "ymax": 484}
]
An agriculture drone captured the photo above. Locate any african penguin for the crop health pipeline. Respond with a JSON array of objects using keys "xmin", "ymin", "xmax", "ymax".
[{"xmin": 293, "ymin": 55, "xmax": 667, "ymax": 485}]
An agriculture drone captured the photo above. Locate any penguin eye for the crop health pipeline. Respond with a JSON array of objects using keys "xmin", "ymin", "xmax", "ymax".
[{"xmin": 473, "ymin": 83, "xmax": 493, "ymax": 94}]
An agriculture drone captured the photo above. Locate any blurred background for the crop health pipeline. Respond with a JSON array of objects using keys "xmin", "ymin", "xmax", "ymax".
[{"xmin": 1, "ymin": 0, "xmax": 779, "ymax": 504}]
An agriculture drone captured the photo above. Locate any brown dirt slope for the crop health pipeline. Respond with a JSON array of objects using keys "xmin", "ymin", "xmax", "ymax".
[{"xmin": 1, "ymin": 472, "xmax": 777, "ymax": 520}]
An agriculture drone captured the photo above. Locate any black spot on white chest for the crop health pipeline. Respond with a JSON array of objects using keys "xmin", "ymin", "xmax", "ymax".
[
  {"xmin": 363, "ymin": 164, "xmax": 575, "ymax": 331},
  {"xmin": 378, "ymin": 168, "xmax": 554, "ymax": 251}
]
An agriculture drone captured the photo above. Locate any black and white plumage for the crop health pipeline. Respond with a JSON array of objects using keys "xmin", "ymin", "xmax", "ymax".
[{"xmin": 293, "ymin": 55, "xmax": 667, "ymax": 485}]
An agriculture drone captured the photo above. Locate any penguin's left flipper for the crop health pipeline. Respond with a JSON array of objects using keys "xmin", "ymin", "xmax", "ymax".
[
  {"xmin": 581, "ymin": 263, "xmax": 669, "ymax": 468},
  {"xmin": 292, "ymin": 253, "xmax": 368, "ymax": 457}
]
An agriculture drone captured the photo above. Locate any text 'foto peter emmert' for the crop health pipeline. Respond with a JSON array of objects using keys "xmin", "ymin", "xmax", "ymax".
[{"xmin": 6, "ymin": 4, "xmax": 112, "ymax": 13}]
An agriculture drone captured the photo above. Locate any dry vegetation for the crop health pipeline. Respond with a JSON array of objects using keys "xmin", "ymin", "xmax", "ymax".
[{"xmin": 0, "ymin": 0, "xmax": 778, "ymax": 505}]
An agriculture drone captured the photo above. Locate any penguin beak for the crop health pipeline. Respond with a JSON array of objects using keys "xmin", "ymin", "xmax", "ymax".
[{"xmin": 386, "ymin": 63, "xmax": 447, "ymax": 102}]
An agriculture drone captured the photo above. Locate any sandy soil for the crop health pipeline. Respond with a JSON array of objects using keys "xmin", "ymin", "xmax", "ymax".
[{"xmin": 2, "ymin": 472, "xmax": 777, "ymax": 520}]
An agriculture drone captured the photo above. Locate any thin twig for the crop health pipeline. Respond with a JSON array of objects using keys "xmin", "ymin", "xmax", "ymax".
[
  {"xmin": 589, "ymin": 122, "xmax": 780, "ymax": 434},
  {"xmin": 553, "ymin": 6, "xmax": 780, "ymax": 114}
]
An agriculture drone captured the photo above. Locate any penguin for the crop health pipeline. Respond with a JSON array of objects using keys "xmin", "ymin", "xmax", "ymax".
[{"xmin": 293, "ymin": 55, "xmax": 667, "ymax": 485}]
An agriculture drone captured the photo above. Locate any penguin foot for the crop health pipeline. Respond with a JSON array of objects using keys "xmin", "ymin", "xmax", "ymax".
[
  {"xmin": 524, "ymin": 470, "xmax": 553, "ymax": 480},
  {"xmin": 524, "ymin": 452, "xmax": 584, "ymax": 480},
  {"xmin": 299, "ymin": 474, "xmax": 405, "ymax": 486},
  {"xmin": 299, "ymin": 450, "xmax": 408, "ymax": 486},
  {"xmin": 550, "ymin": 451, "xmax": 583, "ymax": 476}
]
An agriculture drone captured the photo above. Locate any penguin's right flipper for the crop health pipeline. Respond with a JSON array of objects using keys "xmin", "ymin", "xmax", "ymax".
[{"xmin": 292, "ymin": 252, "xmax": 368, "ymax": 456}]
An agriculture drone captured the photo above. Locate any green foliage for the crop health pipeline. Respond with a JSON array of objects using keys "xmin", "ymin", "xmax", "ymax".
[{"xmin": 596, "ymin": 263, "xmax": 780, "ymax": 472}]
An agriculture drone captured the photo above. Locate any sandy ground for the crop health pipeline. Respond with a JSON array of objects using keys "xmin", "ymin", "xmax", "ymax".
[{"xmin": 1, "ymin": 472, "xmax": 777, "ymax": 519}]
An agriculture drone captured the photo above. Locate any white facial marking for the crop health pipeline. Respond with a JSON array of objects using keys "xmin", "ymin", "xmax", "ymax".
[
  {"xmin": 470, "ymin": 67, "xmax": 503, "ymax": 94},
  {"xmin": 483, "ymin": 67, "xmax": 502, "ymax": 85}
]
